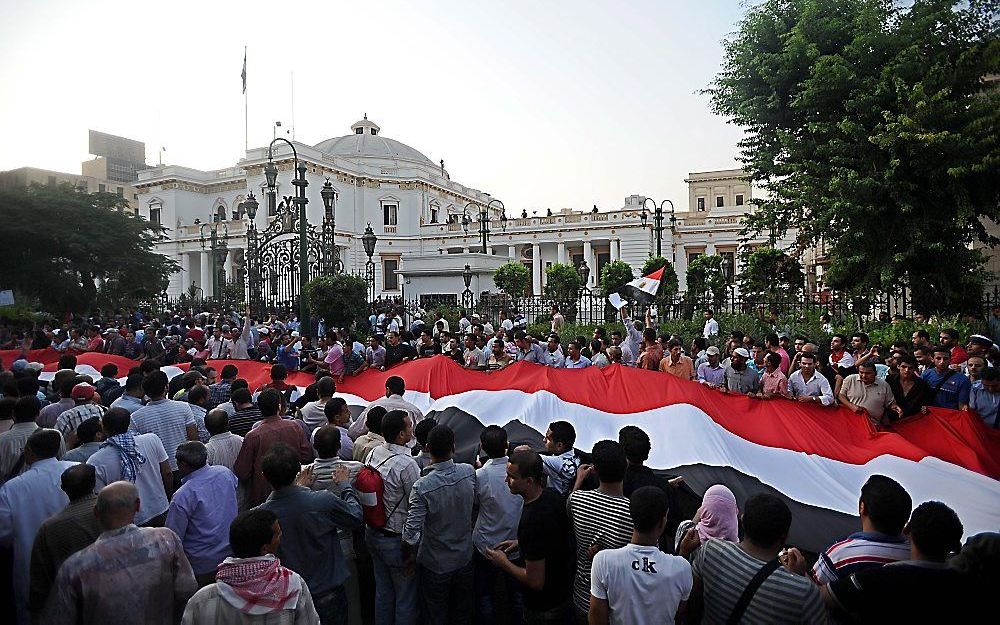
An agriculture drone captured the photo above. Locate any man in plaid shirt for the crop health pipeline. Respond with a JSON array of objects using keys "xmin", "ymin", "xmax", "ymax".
[{"xmin": 208, "ymin": 364, "xmax": 239, "ymax": 410}]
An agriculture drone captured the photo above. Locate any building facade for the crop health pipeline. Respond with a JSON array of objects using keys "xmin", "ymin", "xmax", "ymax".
[{"xmin": 133, "ymin": 118, "xmax": 782, "ymax": 304}]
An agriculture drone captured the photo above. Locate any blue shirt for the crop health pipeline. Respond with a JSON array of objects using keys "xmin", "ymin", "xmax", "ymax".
[
  {"xmin": 275, "ymin": 345, "xmax": 299, "ymax": 370},
  {"xmin": 165, "ymin": 465, "xmax": 238, "ymax": 575},
  {"xmin": 403, "ymin": 459, "xmax": 476, "ymax": 574},
  {"xmin": 921, "ymin": 369, "xmax": 971, "ymax": 410},
  {"xmin": 969, "ymin": 381, "xmax": 1000, "ymax": 428}
]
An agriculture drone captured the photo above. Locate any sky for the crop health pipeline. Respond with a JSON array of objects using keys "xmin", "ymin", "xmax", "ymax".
[{"xmin": 0, "ymin": 0, "xmax": 749, "ymax": 214}]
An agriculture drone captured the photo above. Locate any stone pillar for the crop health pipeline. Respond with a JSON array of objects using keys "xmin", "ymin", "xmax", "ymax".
[
  {"xmin": 584, "ymin": 240, "xmax": 595, "ymax": 287},
  {"xmin": 532, "ymin": 243, "xmax": 541, "ymax": 296},
  {"xmin": 180, "ymin": 252, "xmax": 191, "ymax": 293},
  {"xmin": 200, "ymin": 251, "xmax": 212, "ymax": 297},
  {"xmin": 557, "ymin": 241, "xmax": 566, "ymax": 264},
  {"xmin": 706, "ymin": 242, "xmax": 717, "ymax": 255},
  {"xmin": 611, "ymin": 239, "xmax": 620, "ymax": 262},
  {"xmin": 508, "ymin": 245, "xmax": 516, "ymax": 259}
]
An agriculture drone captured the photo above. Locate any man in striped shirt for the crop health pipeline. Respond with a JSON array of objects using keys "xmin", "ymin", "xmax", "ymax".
[
  {"xmin": 54, "ymin": 383, "xmax": 107, "ymax": 449},
  {"xmin": 810, "ymin": 475, "xmax": 912, "ymax": 584},
  {"xmin": 129, "ymin": 371, "xmax": 199, "ymax": 474}
]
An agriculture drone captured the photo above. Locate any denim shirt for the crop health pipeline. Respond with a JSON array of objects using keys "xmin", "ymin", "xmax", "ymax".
[
  {"xmin": 258, "ymin": 484, "xmax": 363, "ymax": 595},
  {"xmin": 402, "ymin": 459, "xmax": 476, "ymax": 574}
]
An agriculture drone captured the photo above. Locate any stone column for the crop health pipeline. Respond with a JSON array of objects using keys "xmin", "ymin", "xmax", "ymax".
[
  {"xmin": 706, "ymin": 242, "xmax": 717, "ymax": 256},
  {"xmin": 584, "ymin": 240, "xmax": 595, "ymax": 287},
  {"xmin": 200, "ymin": 251, "xmax": 212, "ymax": 297},
  {"xmin": 508, "ymin": 245, "xmax": 516, "ymax": 259},
  {"xmin": 611, "ymin": 239, "xmax": 620, "ymax": 262},
  {"xmin": 180, "ymin": 252, "xmax": 191, "ymax": 293},
  {"xmin": 532, "ymin": 243, "xmax": 541, "ymax": 296},
  {"xmin": 557, "ymin": 241, "xmax": 566, "ymax": 264}
]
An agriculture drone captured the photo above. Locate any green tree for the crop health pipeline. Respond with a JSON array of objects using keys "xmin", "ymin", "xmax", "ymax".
[
  {"xmin": 707, "ymin": 0, "xmax": 1000, "ymax": 314},
  {"xmin": 739, "ymin": 247, "xmax": 805, "ymax": 300},
  {"xmin": 0, "ymin": 183, "xmax": 176, "ymax": 314},
  {"xmin": 599, "ymin": 260, "xmax": 635, "ymax": 295},
  {"xmin": 305, "ymin": 273, "xmax": 369, "ymax": 330},
  {"xmin": 544, "ymin": 263, "xmax": 582, "ymax": 301},
  {"xmin": 493, "ymin": 261, "xmax": 531, "ymax": 296},
  {"xmin": 686, "ymin": 255, "xmax": 728, "ymax": 308}
]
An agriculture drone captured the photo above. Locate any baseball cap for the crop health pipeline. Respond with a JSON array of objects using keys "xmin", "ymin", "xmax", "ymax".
[
  {"xmin": 706, "ymin": 346, "xmax": 721, "ymax": 356},
  {"xmin": 71, "ymin": 383, "xmax": 96, "ymax": 401}
]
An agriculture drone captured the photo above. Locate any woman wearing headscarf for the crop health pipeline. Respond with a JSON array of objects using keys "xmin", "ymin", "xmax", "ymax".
[{"xmin": 674, "ymin": 484, "xmax": 740, "ymax": 560}]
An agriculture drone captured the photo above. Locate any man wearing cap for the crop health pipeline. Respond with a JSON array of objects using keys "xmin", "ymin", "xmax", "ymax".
[
  {"xmin": 965, "ymin": 335, "xmax": 994, "ymax": 371},
  {"xmin": 722, "ymin": 348, "xmax": 760, "ymax": 395},
  {"xmin": 103, "ymin": 328, "xmax": 126, "ymax": 356},
  {"xmin": 55, "ymin": 384, "xmax": 107, "ymax": 449},
  {"xmin": 37, "ymin": 373, "xmax": 79, "ymax": 429},
  {"xmin": 696, "ymin": 346, "xmax": 725, "ymax": 388}
]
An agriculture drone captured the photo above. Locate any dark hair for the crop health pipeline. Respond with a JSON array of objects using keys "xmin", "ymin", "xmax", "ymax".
[
  {"xmin": 509, "ymin": 449, "xmax": 544, "ymax": 483},
  {"xmin": 381, "ymin": 410, "xmax": 409, "ymax": 444},
  {"xmin": 941, "ymin": 328, "xmax": 959, "ymax": 340},
  {"xmin": 414, "ymin": 418, "xmax": 437, "ymax": 447},
  {"xmin": 103, "ymin": 407, "xmax": 131, "ymax": 435},
  {"xmin": 366, "ymin": 405, "xmax": 387, "ymax": 435},
  {"xmin": 175, "ymin": 441, "xmax": 208, "ymax": 469},
  {"xmin": 313, "ymin": 425, "xmax": 342, "ymax": 459},
  {"xmin": 76, "ymin": 417, "xmax": 102, "ymax": 444},
  {"xmin": 316, "ymin": 376, "xmax": 336, "ymax": 398},
  {"xmin": 386, "ymin": 376, "xmax": 405, "ymax": 396},
  {"xmin": 270, "ymin": 364, "xmax": 287, "ymax": 381},
  {"xmin": 692, "ymin": 337, "xmax": 708, "ymax": 350},
  {"xmin": 229, "ymin": 509, "xmax": 279, "ymax": 558},
  {"xmin": 205, "ymin": 409, "xmax": 229, "ymax": 435},
  {"xmin": 908, "ymin": 501, "xmax": 963, "ymax": 561},
  {"xmin": 591, "ymin": 440, "xmax": 627, "ymax": 483},
  {"xmin": 257, "ymin": 389, "xmax": 281, "ymax": 417},
  {"xmin": 426, "ymin": 424, "xmax": 455, "ymax": 458},
  {"xmin": 27, "ymin": 429, "xmax": 62, "ymax": 459},
  {"xmin": 231, "ymin": 378, "xmax": 250, "ymax": 391},
  {"xmin": 0, "ymin": 397, "xmax": 16, "ymax": 421},
  {"xmin": 324, "ymin": 397, "xmax": 348, "ymax": 422},
  {"xmin": 220, "ymin": 364, "xmax": 239, "ymax": 379},
  {"xmin": 231, "ymin": 387, "xmax": 253, "ymax": 405},
  {"xmin": 57, "ymin": 354, "xmax": 77, "ymax": 371},
  {"xmin": 100, "ymin": 363, "xmax": 119, "ymax": 378},
  {"xmin": 261, "ymin": 442, "xmax": 300, "ymax": 489},
  {"xmin": 124, "ymin": 373, "xmax": 144, "ymax": 393},
  {"xmin": 666, "ymin": 338, "xmax": 682, "ymax": 349},
  {"xmin": 139, "ymin": 360, "xmax": 160, "ymax": 375},
  {"xmin": 480, "ymin": 425, "xmax": 508, "ymax": 459},
  {"xmin": 765, "ymin": 333, "xmax": 780, "ymax": 347},
  {"xmin": 859, "ymin": 475, "xmax": 912, "ymax": 536},
  {"xmin": 14, "ymin": 396, "xmax": 41, "ymax": 423},
  {"xmin": 61, "ymin": 463, "xmax": 97, "ymax": 500},
  {"xmin": 851, "ymin": 332, "xmax": 870, "ymax": 344},
  {"xmin": 16, "ymin": 376, "xmax": 38, "ymax": 398},
  {"xmin": 742, "ymin": 493, "xmax": 792, "ymax": 547},
  {"xmin": 981, "ymin": 366, "xmax": 1000, "ymax": 382},
  {"xmin": 187, "ymin": 384, "xmax": 209, "ymax": 405},
  {"xmin": 832, "ymin": 333, "xmax": 848, "ymax": 345},
  {"xmin": 765, "ymin": 352, "xmax": 782, "ymax": 368},
  {"xmin": 931, "ymin": 344, "xmax": 952, "ymax": 356},
  {"xmin": 857, "ymin": 360, "xmax": 877, "ymax": 371},
  {"xmin": 547, "ymin": 420, "xmax": 576, "ymax": 450},
  {"xmin": 142, "ymin": 371, "xmax": 169, "ymax": 398},
  {"xmin": 630, "ymin": 486, "xmax": 670, "ymax": 533}
]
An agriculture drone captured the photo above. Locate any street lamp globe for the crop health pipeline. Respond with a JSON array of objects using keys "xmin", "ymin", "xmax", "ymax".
[
  {"xmin": 321, "ymin": 178, "xmax": 336, "ymax": 218},
  {"xmin": 577, "ymin": 259, "xmax": 590, "ymax": 287},
  {"xmin": 243, "ymin": 192, "xmax": 259, "ymax": 220},
  {"xmin": 463, "ymin": 264, "xmax": 473, "ymax": 289},
  {"xmin": 362, "ymin": 223, "xmax": 377, "ymax": 259},
  {"xmin": 264, "ymin": 162, "xmax": 279, "ymax": 193}
]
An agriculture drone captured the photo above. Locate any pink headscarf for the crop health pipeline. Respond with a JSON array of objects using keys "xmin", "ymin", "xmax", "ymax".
[{"xmin": 695, "ymin": 484, "xmax": 740, "ymax": 543}]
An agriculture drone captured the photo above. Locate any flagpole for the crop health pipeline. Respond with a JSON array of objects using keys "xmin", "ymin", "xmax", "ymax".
[{"xmin": 243, "ymin": 46, "xmax": 248, "ymax": 154}]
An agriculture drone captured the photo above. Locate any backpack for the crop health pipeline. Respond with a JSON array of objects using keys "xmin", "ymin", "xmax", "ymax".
[{"xmin": 354, "ymin": 452, "xmax": 403, "ymax": 529}]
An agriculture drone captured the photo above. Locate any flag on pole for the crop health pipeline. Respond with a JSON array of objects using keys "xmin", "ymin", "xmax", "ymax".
[
  {"xmin": 625, "ymin": 266, "xmax": 664, "ymax": 297},
  {"xmin": 241, "ymin": 48, "xmax": 247, "ymax": 93}
]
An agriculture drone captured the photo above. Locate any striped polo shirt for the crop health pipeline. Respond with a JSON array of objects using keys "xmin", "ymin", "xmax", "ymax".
[
  {"xmin": 567, "ymin": 489, "xmax": 634, "ymax": 613},
  {"xmin": 129, "ymin": 398, "xmax": 196, "ymax": 470},
  {"xmin": 692, "ymin": 538, "xmax": 826, "ymax": 624},
  {"xmin": 811, "ymin": 531, "xmax": 910, "ymax": 585}
]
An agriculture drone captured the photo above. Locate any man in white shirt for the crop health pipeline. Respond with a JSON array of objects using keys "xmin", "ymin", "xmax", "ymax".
[
  {"xmin": 564, "ymin": 341, "xmax": 592, "ymax": 369},
  {"xmin": 349, "ymin": 376, "xmax": 425, "ymax": 440},
  {"xmin": 590, "ymin": 486, "xmax": 692, "ymax": 625},
  {"xmin": 545, "ymin": 335, "xmax": 566, "ymax": 368},
  {"xmin": 788, "ymin": 352, "xmax": 836, "ymax": 406},
  {"xmin": 205, "ymin": 326, "xmax": 233, "ymax": 360},
  {"xmin": 703, "ymin": 310, "xmax": 720, "ymax": 339}
]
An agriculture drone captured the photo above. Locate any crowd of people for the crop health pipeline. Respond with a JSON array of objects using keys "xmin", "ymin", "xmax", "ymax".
[{"xmin": 0, "ymin": 302, "xmax": 996, "ymax": 624}]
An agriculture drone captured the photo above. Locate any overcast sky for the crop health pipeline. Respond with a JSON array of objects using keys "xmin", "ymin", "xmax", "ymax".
[{"xmin": 0, "ymin": 0, "xmax": 748, "ymax": 213}]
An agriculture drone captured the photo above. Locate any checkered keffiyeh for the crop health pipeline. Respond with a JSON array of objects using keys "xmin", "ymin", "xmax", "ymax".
[
  {"xmin": 215, "ymin": 555, "xmax": 301, "ymax": 615},
  {"xmin": 100, "ymin": 432, "xmax": 147, "ymax": 483}
]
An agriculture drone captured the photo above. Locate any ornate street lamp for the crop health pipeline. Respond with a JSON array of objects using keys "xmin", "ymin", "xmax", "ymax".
[
  {"xmin": 462, "ymin": 263, "xmax": 474, "ymax": 308},
  {"xmin": 243, "ymin": 192, "xmax": 259, "ymax": 220},
  {"xmin": 264, "ymin": 139, "xmax": 310, "ymax": 333},
  {"xmin": 639, "ymin": 198, "xmax": 676, "ymax": 258},
  {"xmin": 320, "ymin": 178, "xmax": 341, "ymax": 273},
  {"xmin": 200, "ymin": 221, "xmax": 229, "ymax": 298},
  {"xmin": 577, "ymin": 259, "xmax": 590, "ymax": 294},
  {"xmin": 362, "ymin": 223, "xmax": 378, "ymax": 301}
]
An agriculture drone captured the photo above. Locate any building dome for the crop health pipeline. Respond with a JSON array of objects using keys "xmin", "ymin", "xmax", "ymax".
[{"xmin": 313, "ymin": 117, "xmax": 435, "ymax": 166}]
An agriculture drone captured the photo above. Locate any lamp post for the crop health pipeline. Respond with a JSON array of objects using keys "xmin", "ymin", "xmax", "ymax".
[
  {"xmin": 462, "ymin": 264, "xmax": 474, "ymax": 308},
  {"xmin": 577, "ymin": 259, "xmax": 590, "ymax": 294},
  {"xmin": 362, "ymin": 223, "xmax": 378, "ymax": 302},
  {"xmin": 639, "ymin": 198, "xmax": 676, "ymax": 258},
  {"xmin": 199, "ymin": 221, "xmax": 229, "ymax": 299},
  {"xmin": 263, "ymin": 138, "xmax": 310, "ymax": 333},
  {"xmin": 462, "ymin": 200, "xmax": 507, "ymax": 254},
  {"xmin": 320, "ymin": 178, "xmax": 341, "ymax": 273}
]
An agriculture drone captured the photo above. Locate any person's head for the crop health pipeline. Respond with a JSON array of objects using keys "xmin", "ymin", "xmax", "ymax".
[
  {"xmin": 547, "ymin": 334, "xmax": 560, "ymax": 352},
  {"xmin": 938, "ymin": 328, "xmax": 960, "ymax": 348},
  {"xmin": 257, "ymin": 388, "xmax": 281, "ymax": 417},
  {"xmin": 666, "ymin": 338, "xmax": 682, "ymax": 360},
  {"xmin": 905, "ymin": 501, "xmax": 963, "ymax": 562},
  {"xmin": 387, "ymin": 331, "xmax": 401, "ymax": 346},
  {"xmin": 463, "ymin": 333, "xmax": 476, "ymax": 350},
  {"xmin": 798, "ymin": 352, "xmax": 817, "ymax": 377},
  {"xmin": 75, "ymin": 416, "xmax": 102, "ymax": 445},
  {"xmin": 187, "ymin": 384, "xmax": 209, "ymax": 408},
  {"xmin": 480, "ymin": 425, "xmax": 509, "ymax": 459},
  {"xmin": 506, "ymin": 449, "xmax": 544, "ymax": 497},
  {"xmin": 141, "ymin": 370, "xmax": 169, "ymax": 400},
  {"xmin": 426, "ymin": 424, "xmax": 455, "ymax": 461},
  {"xmin": 270, "ymin": 364, "xmax": 287, "ymax": 381},
  {"xmin": 566, "ymin": 341, "xmax": 581, "ymax": 360},
  {"xmin": 175, "ymin": 441, "xmax": 208, "ymax": 477},
  {"xmin": 731, "ymin": 347, "xmax": 750, "ymax": 370},
  {"xmin": 765, "ymin": 333, "xmax": 780, "ymax": 349},
  {"xmin": 94, "ymin": 481, "xmax": 140, "ymax": 531},
  {"xmin": 610, "ymin": 330, "xmax": 624, "ymax": 346},
  {"xmin": 381, "ymin": 410, "xmax": 412, "ymax": 446},
  {"xmin": 365, "ymin": 405, "xmax": 387, "ymax": 435},
  {"xmin": 413, "ymin": 417, "xmax": 438, "ymax": 450},
  {"xmin": 591, "ymin": 439, "xmax": 627, "ymax": 484},
  {"xmin": 642, "ymin": 327, "xmax": 657, "ymax": 345},
  {"xmin": 205, "ymin": 409, "xmax": 230, "ymax": 436},
  {"xmin": 231, "ymin": 387, "xmax": 253, "ymax": 408},
  {"xmin": 514, "ymin": 330, "xmax": 531, "ymax": 351},
  {"xmin": 618, "ymin": 425, "xmax": 651, "ymax": 466},
  {"xmin": 25, "ymin": 429, "xmax": 62, "ymax": 464},
  {"xmin": 385, "ymin": 376, "xmax": 405, "ymax": 398},
  {"xmin": 629, "ymin": 486, "xmax": 670, "ymax": 535},
  {"xmin": 0, "ymin": 397, "xmax": 15, "ymax": 423},
  {"xmin": 545, "ymin": 420, "xmax": 576, "ymax": 454},
  {"xmin": 100, "ymin": 363, "xmax": 119, "ymax": 379},
  {"xmin": 981, "ymin": 367, "xmax": 1000, "ymax": 394},
  {"xmin": 859, "ymin": 474, "xmax": 912, "ymax": 536},
  {"xmin": 261, "ymin": 442, "xmax": 300, "ymax": 489},
  {"xmin": 71, "ymin": 382, "xmax": 98, "ymax": 405},
  {"xmin": 858, "ymin": 361, "xmax": 877, "ymax": 384},
  {"xmin": 895, "ymin": 353, "xmax": 918, "ymax": 380},
  {"xmin": 122, "ymin": 373, "xmax": 144, "ymax": 398},
  {"xmin": 764, "ymin": 351, "xmax": 781, "ymax": 372},
  {"xmin": 932, "ymin": 345, "xmax": 952, "ymax": 372},
  {"xmin": 831, "ymin": 334, "xmax": 848, "ymax": 352},
  {"xmin": 491, "ymin": 339, "xmax": 506, "ymax": 358},
  {"xmin": 966, "ymin": 355, "xmax": 987, "ymax": 380},
  {"xmin": 316, "ymin": 376, "xmax": 336, "ymax": 399},
  {"xmin": 913, "ymin": 346, "xmax": 933, "ymax": 366},
  {"xmin": 912, "ymin": 329, "xmax": 930, "ymax": 346},
  {"xmin": 551, "ymin": 304, "xmax": 560, "ymax": 315},
  {"xmin": 230, "ymin": 509, "xmax": 281, "ymax": 558},
  {"xmin": 220, "ymin": 364, "xmax": 239, "ymax": 381},
  {"xmin": 703, "ymin": 309, "xmax": 714, "ymax": 320},
  {"xmin": 742, "ymin": 493, "xmax": 792, "ymax": 549},
  {"xmin": 692, "ymin": 336, "xmax": 707, "ymax": 354},
  {"xmin": 13, "ymin": 395, "xmax": 39, "ymax": 423},
  {"xmin": 61, "ymin": 463, "xmax": 97, "ymax": 501},
  {"xmin": 324, "ymin": 397, "xmax": 349, "ymax": 426},
  {"xmin": 313, "ymin": 425, "xmax": 342, "ymax": 460},
  {"xmin": 102, "ymin": 407, "xmax": 131, "ymax": 436},
  {"xmin": 851, "ymin": 332, "xmax": 870, "ymax": 351}
]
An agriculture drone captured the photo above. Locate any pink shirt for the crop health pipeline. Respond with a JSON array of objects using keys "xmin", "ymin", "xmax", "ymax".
[
  {"xmin": 773, "ymin": 348, "xmax": 790, "ymax": 375},
  {"xmin": 762, "ymin": 369, "xmax": 788, "ymax": 396},
  {"xmin": 324, "ymin": 343, "xmax": 345, "ymax": 375}
]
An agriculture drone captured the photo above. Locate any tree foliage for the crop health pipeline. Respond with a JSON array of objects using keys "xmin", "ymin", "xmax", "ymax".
[
  {"xmin": 544, "ymin": 262, "xmax": 582, "ymax": 301},
  {"xmin": 493, "ymin": 261, "xmax": 531, "ymax": 296},
  {"xmin": 739, "ymin": 247, "xmax": 805, "ymax": 300},
  {"xmin": 599, "ymin": 260, "xmax": 635, "ymax": 295},
  {"xmin": 686, "ymin": 255, "xmax": 728, "ymax": 307},
  {"xmin": 0, "ymin": 183, "xmax": 176, "ymax": 314},
  {"xmin": 707, "ymin": 0, "xmax": 1000, "ymax": 314},
  {"xmin": 305, "ymin": 273, "xmax": 369, "ymax": 330}
]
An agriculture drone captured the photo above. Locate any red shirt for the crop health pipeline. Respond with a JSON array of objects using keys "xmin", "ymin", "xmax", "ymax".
[
  {"xmin": 951, "ymin": 345, "xmax": 969, "ymax": 365},
  {"xmin": 186, "ymin": 328, "xmax": 206, "ymax": 343}
]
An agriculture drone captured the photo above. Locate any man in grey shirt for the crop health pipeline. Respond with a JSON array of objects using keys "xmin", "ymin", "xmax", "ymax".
[
  {"xmin": 403, "ymin": 425, "xmax": 476, "ymax": 625},
  {"xmin": 514, "ymin": 332, "xmax": 547, "ymax": 365},
  {"xmin": 723, "ymin": 348, "xmax": 760, "ymax": 395}
]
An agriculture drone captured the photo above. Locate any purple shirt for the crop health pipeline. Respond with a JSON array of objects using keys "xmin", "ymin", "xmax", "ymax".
[{"xmin": 165, "ymin": 464, "xmax": 238, "ymax": 575}]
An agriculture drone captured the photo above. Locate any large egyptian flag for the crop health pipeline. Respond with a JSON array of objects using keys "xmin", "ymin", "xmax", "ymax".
[{"xmin": 9, "ymin": 349, "xmax": 999, "ymax": 552}]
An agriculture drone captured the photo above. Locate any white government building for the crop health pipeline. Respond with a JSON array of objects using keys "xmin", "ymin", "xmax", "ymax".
[{"xmin": 134, "ymin": 118, "xmax": 784, "ymax": 305}]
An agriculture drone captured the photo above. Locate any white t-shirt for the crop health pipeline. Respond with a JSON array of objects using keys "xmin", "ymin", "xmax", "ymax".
[
  {"xmin": 590, "ymin": 543, "xmax": 693, "ymax": 625},
  {"xmin": 88, "ymin": 433, "xmax": 170, "ymax": 525},
  {"xmin": 703, "ymin": 317, "xmax": 720, "ymax": 338}
]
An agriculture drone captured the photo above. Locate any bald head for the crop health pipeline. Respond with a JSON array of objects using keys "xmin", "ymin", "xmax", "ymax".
[
  {"xmin": 95, "ymin": 481, "xmax": 140, "ymax": 530},
  {"xmin": 205, "ymin": 409, "xmax": 230, "ymax": 436}
]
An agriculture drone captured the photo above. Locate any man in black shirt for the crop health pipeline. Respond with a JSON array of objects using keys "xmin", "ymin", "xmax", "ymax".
[
  {"xmin": 384, "ymin": 331, "xmax": 416, "ymax": 368},
  {"xmin": 619, "ymin": 426, "xmax": 683, "ymax": 552},
  {"xmin": 415, "ymin": 330, "xmax": 442, "ymax": 359},
  {"xmin": 483, "ymin": 450, "xmax": 574, "ymax": 623}
]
